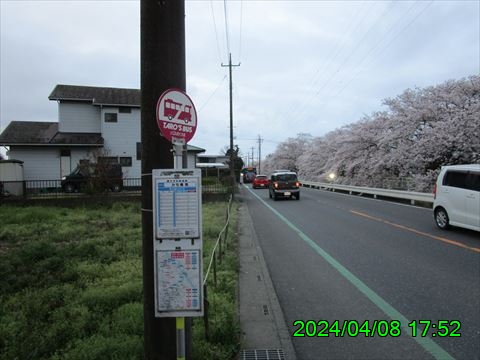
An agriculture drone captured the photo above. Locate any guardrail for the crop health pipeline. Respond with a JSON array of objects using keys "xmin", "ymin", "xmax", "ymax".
[{"xmin": 300, "ymin": 180, "xmax": 434, "ymax": 206}]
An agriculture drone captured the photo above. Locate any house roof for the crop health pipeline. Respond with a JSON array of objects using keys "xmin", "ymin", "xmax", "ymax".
[
  {"xmin": 0, "ymin": 121, "xmax": 103, "ymax": 146},
  {"xmin": 186, "ymin": 144, "xmax": 206, "ymax": 153},
  {"xmin": 197, "ymin": 154, "xmax": 229, "ymax": 159},
  {"xmin": 196, "ymin": 162, "xmax": 228, "ymax": 168},
  {"xmin": 0, "ymin": 121, "xmax": 205, "ymax": 152},
  {"xmin": 49, "ymin": 84, "xmax": 140, "ymax": 107}
]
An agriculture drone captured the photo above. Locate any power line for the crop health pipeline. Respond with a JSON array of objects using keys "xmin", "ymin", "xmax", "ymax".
[
  {"xmin": 210, "ymin": 0, "xmax": 223, "ymax": 64},
  {"xmin": 198, "ymin": 75, "xmax": 227, "ymax": 112},
  {"xmin": 237, "ymin": 0, "xmax": 244, "ymax": 62},
  {"xmin": 332, "ymin": 1, "xmax": 434, "ymax": 99},
  {"xmin": 298, "ymin": 1, "xmax": 430, "ymax": 123},
  {"xmin": 290, "ymin": 1, "xmax": 382, "ymax": 122},
  {"xmin": 223, "ymin": 0, "xmax": 231, "ymax": 56},
  {"xmin": 282, "ymin": 1, "xmax": 375, "ymax": 123}
]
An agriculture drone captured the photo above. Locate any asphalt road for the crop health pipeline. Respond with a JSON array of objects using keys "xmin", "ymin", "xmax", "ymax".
[{"xmin": 240, "ymin": 184, "xmax": 480, "ymax": 360}]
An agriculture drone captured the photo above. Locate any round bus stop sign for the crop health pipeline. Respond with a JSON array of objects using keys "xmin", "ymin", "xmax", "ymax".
[{"xmin": 156, "ymin": 89, "xmax": 197, "ymax": 145}]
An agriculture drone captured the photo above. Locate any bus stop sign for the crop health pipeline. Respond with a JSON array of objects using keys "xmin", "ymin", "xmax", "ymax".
[{"xmin": 156, "ymin": 88, "xmax": 197, "ymax": 145}]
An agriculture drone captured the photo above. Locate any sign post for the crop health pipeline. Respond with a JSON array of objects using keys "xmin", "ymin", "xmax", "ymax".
[{"xmin": 153, "ymin": 88, "xmax": 200, "ymax": 359}]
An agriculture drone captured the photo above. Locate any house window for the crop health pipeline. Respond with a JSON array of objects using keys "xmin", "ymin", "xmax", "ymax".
[
  {"xmin": 98, "ymin": 156, "xmax": 119, "ymax": 165},
  {"xmin": 60, "ymin": 149, "xmax": 71, "ymax": 157},
  {"xmin": 120, "ymin": 157, "xmax": 132, "ymax": 167},
  {"xmin": 104, "ymin": 113, "xmax": 118, "ymax": 122},
  {"xmin": 136, "ymin": 142, "xmax": 142, "ymax": 160},
  {"xmin": 119, "ymin": 107, "xmax": 131, "ymax": 113}
]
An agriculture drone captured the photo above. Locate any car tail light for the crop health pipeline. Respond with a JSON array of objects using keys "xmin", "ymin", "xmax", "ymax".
[
  {"xmin": 433, "ymin": 183, "xmax": 437, "ymax": 200},
  {"xmin": 296, "ymin": 181, "xmax": 301, "ymax": 187},
  {"xmin": 274, "ymin": 182, "xmax": 279, "ymax": 189}
]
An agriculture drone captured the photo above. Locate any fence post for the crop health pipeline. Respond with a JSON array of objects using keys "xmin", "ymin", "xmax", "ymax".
[
  {"xmin": 218, "ymin": 231, "xmax": 222, "ymax": 263},
  {"xmin": 223, "ymin": 220, "xmax": 229, "ymax": 252},
  {"xmin": 203, "ymin": 284, "xmax": 209, "ymax": 340},
  {"xmin": 213, "ymin": 255, "xmax": 217, "ymax": 287}
]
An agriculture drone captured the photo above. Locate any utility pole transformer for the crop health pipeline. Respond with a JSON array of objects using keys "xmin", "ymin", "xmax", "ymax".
[{"xmin": 141, "ymin": 1, "xmax": 189, "ymax": 359}]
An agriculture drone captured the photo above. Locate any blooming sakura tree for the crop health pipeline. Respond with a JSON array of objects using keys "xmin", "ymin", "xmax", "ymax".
[
  {"xmin": 262, "ymin": 133, "xmax": 313, "ymax": 175},
  {"xmin": 265, "ymin": 75, "xmax": 479, "ymax": 192}
]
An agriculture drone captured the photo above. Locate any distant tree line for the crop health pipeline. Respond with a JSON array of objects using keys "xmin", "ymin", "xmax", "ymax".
[{"xmin": 263, "ymin": 75, "xmax": 479, "ymax": 192}]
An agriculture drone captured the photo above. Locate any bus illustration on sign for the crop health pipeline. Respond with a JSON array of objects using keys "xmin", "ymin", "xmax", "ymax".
[
  {"xmin": 164, "ymin": 98, "xmax": 192, "ymax": 123},
  {"xmin": 156, "ymin": 88, "xmax": 197, "ymax": 145}
]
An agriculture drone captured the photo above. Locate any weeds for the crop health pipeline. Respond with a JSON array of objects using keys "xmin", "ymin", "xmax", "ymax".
[{"xmin": 0, "ymin": 201, "xmax": 239, "ymax": 360}]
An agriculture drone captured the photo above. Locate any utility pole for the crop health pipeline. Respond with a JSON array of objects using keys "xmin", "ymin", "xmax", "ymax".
[
  {"xmin": 221, "ymin": 53, "xmax": 240, "ymax": 196},
  {"xmin": 257, "ymin": 135, "xmax": 263, "ymax": 174},
  {"xmin": 141, "ymin": 1, "xmax": 190, "ymax": 359}
]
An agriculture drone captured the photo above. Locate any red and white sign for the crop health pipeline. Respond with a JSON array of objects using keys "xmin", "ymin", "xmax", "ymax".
[{"xmin": 156, "ymin": 89, "xmax": 197, "ymax": 145}]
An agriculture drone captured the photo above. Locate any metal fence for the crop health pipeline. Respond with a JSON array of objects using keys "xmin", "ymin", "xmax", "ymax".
[{"xmin": 0, "ymin": 178, "xmax": 232, "ymax": 199}]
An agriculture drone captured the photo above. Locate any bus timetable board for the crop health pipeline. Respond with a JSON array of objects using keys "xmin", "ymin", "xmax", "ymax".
[{"xmin": 153, "ymin": 169, "xmax": 201, "ymax": 239}]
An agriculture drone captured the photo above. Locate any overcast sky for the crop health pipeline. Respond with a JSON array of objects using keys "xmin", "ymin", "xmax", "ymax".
[{"xmin": 1, "ymin": 0, "xmax": 479, "ymax": 163}]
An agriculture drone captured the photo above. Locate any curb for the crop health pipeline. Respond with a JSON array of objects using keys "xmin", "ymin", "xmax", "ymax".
[{"xmin": 237, "ymin": 200, "xmax": 297, "ymax": 360}]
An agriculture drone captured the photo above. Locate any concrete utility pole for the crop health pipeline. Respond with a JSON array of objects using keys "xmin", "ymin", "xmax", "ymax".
[
  {"xmin": 221, "ymin": 53, "xmax": 240, "ymax": 196},
  {"xmin": 257, "ymin": 135, "xmax": 263, "ymax": 174},
  {"xmin": 140, "ymin": 1, "xmax": 190, "ymax": 359}
]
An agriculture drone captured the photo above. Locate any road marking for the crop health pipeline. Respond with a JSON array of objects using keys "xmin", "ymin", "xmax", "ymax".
[
  {"xmin": 350, "ymin": 210, "xmax": 480, "ymax": 254},
  {"xmin": 244, "ymin": 185, "xmax": 455, "ymax": 360}
]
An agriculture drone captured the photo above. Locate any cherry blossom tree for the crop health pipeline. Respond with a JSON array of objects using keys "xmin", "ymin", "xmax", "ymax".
[{"xmin": 265, "ymin": 75, "xmax": 479, "ymax": 192}]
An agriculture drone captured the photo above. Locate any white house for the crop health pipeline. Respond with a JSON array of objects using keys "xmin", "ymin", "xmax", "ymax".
[{"xmin": 0, "ymin": 84, "xmax": 205, "ymax": 181}]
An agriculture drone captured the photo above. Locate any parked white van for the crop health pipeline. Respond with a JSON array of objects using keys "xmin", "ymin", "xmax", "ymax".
[{"xmin": 433, "ymin": 164, "xmax": 480, "ymax": 232}]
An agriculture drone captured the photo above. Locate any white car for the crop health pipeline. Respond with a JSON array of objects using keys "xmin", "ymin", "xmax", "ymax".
[{"xmin": 433, "ymin": 164, "xmax": 480, "ymax": 231}]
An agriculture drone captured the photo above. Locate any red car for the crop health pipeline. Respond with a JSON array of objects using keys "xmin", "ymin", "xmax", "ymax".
[{"xmin": 252, "ymin": 175, "xmax": 269, "ymax": 189}]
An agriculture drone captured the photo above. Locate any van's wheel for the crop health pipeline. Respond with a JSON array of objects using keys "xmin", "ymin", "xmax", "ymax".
[
  {"xmin": 64, "ymin": 183, "xmax": 75, "ymax": 193},
  {"xmin": 112, "ymin": 184, "xmax": 122, "ymax": 193},
  {"xmin": 434, "ymin": 208, "xmax": 450, "ymax": 230}
]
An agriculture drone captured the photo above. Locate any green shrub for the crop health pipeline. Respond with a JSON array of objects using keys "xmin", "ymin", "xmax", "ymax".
[{"xmin": 54, "ymin": 335, "xmax": 143, "ymax": 360}]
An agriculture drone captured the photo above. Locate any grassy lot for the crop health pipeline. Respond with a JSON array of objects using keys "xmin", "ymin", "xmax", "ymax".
[{"xmin": 0, "ymin": 201, "xmax": 239, "ymax": 360}]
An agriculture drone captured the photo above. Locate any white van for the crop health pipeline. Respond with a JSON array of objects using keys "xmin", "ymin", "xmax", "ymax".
[{"xmin": 433, "ymin": 164, "xmax": 480, "ymax": 231}]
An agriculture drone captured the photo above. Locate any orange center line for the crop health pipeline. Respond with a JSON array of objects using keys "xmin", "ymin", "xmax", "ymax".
[{"xmin": 350, "ymin": 210, "xmax": 480, "ymax": 254}]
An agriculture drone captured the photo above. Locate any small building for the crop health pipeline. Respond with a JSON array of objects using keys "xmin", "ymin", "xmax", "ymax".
[
  {"xmin": 0, "ymin": 84, "xmax": 205, "ymax": 181},
  {"xmin": 0, "ymin": 159, "xmax": 24, "ymax": 195},
  {"xmin": 196, "ymin": 154, "xmax": 229, "ymax": 179}
]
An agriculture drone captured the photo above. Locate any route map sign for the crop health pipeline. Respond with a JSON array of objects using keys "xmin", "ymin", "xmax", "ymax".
[
  {"xmin": 155, "ymin": 250, "xmax": 202, "ymax": 316},
  {"xmin": 153, "ymin": 169, "xmax": 201, "ymax": 239},
  {"xmin": 156, "ymin": 89, "xmax": 197, "ymax": 145}
]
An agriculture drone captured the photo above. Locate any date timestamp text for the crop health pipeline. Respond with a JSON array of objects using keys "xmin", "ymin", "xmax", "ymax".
[{"xmin": 293, "ymin": 319, "xmax": 461, "ymax": 338}]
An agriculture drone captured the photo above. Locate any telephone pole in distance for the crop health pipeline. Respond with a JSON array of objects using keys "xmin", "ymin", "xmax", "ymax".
[{"xmin": 221, "ymin": 53, "xmax": 240, "ymax": 196}]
